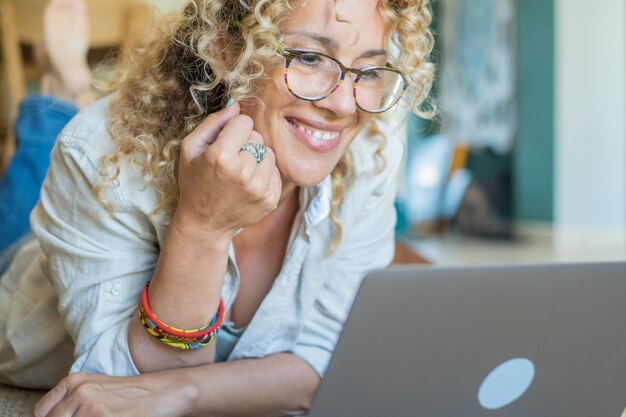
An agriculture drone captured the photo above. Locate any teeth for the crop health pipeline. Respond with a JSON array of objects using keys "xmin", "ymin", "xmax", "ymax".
[{"xmin": 292, "ymin": 121, "xmax": 339, "ymax": 141}]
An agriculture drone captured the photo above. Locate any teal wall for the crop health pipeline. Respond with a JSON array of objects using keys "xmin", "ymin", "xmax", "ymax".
[
  {"xmin": 514, "ymin": 0, "xmax": 555, "ymax": 221},
  {"xmin": 408, "ymin": 1, "xmax": 555, "ymax": 222}
]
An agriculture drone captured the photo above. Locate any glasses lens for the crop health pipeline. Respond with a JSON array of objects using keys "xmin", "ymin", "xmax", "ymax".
[
  {"xmin": 355, "ymin": 69, "xmax": 406, "ymax": 112},
  {"xmin": 286, "ymin": 53, "xmax": 341, "ymax": 100}
]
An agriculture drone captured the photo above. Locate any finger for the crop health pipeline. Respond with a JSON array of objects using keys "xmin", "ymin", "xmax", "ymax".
[
  {"xmin": 183, "ymin": 102, "xmax": 241, "ymax": 154},
  {"xmin": 46, "ymin": 377, "xmax": 106, "ymax": 417},
  {"xmin": 268, "ymin": 165, "xmax": 283, "ymax": 208},
  {"xmin": 247, "ymin": 130, "xmax": 264, "ymax": 146},
  {"xmin": 255, "ymin": 145, "xmax": 276, "ymax": 180},
  {"xmin": 213, "ymin": 114, "xmax": 256, "ymax": 154},
  {"xmin": 257, "ymin": 150, "xmax": 281, "ymax": 210},
  {"xmin": 35, "ymin": 378, "xmax": 70, "ymax": 417},
  {"xmin": 251, "ymin": 143, "xmax": 279, "ymax": 193},
  {"xmin": 46, "ymin": 397, "xmax": 80, "ymax": 417},
  {"xmin": 238, "ymin": 130, "xmax": 265, "ymax": 164}
]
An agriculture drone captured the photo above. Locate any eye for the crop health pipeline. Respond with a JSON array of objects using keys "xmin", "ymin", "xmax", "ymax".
[
  {"xmin": 359, "ymin": 69, "xmax": 384, "ymax": 83},
  {"xmin": 293, "ymin": 53, "xmax": 324, "ymax": 68}
]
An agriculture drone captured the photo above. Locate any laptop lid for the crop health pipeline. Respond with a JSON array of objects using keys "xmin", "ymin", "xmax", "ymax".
[{"xmin": 309, "ymin": 262, "xmax": 626, "ymax": 417}]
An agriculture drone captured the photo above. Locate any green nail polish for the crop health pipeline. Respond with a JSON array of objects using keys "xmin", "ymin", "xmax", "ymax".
[{"xmin": 226, "ymin": 98, "xmax": 235, "ymax": 107}]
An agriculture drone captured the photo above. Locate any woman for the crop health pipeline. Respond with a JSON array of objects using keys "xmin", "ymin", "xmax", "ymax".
[{"xmin": 1, "ymin": 0, "xmax": 434, "ymax": 415}]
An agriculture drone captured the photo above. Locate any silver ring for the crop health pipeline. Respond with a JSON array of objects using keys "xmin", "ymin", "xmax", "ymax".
[
  {"xmin": 239, "ymin": 141, "xmax": 266, "ymax": 163},
  {"xmin": 250, "ymin": 142, "xmax": 267, "ymax": 162}
]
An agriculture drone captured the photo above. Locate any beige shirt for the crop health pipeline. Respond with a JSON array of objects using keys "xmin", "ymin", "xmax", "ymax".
[{"xmin": 0, "ymin": 97, "xmax": 402, "ymax": 389}]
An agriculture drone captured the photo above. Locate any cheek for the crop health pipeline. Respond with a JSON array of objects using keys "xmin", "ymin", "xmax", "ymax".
[
  {"xmin": 255, "ymin": 63, "xmax": 289, "ymax": 104},
  {"xmin": 351, "ymin": 113, "xmax": 375, "ymax": 137},
  {"xmin": 359, "ymin": 112, "xmax": 375, "ymax": 127}
]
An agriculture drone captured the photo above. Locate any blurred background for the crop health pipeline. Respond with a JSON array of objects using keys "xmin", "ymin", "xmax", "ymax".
[
  {"xmin": 396, "ymin": 0, "xmax": 626, "ymax": 266},
  {"xmin": 0, "ymin": 0, "xmax": 624, "ymax": 266}
]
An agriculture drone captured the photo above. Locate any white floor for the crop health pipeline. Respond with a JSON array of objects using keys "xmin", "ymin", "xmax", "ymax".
[{"xmin": 402, "ymin": 224, "xmax": 626, "ymax": 266}]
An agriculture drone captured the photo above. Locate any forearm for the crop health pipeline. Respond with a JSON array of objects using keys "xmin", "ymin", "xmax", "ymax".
[
  {"xmin": 129, "ymin": 209, "xmax": 233, "ymax": 372},
  {"xmin": 181, "ymin": 353, "xmax": 320, "ymax": 417},
  {"xmin": 34, "ymin": 353, "xmax": 320, "ymax": 417}
]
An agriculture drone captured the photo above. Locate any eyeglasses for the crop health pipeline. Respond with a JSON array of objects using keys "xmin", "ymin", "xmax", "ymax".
[{"xmin": 281, "ymin": 48, "xmax": 409, "ymax": 114}]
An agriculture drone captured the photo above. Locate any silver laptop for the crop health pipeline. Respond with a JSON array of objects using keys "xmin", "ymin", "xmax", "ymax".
[{"xmin": 309, "ymin": 262, "xmax": 626, "ymax": 417}]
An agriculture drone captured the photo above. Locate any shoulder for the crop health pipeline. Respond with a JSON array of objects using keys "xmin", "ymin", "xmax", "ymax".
[
  {"xmin": 49, "ymin": 95, "xmax": 160, "ymax": 214},
  {"xmin": 55, "ymin": 95, "xmax": 116, "ymax": 158}
]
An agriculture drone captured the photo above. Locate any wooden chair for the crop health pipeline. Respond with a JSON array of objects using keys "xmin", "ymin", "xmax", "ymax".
[
  {"xmin": 0, "ymin": 1, "xmax": 25, "ymax": 172},
  {"xmin": 0, "ymin": 0, "xmax": 152, "ymax": 174}
]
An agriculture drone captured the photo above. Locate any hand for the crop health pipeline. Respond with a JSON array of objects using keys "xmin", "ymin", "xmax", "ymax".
[
  {"xmin": 34, "ymin": 371, "xmax": 197, "ymax": 417},
  {"xmin": 175, "ymin": 102, "xmax": 282, "ymax": 239}
]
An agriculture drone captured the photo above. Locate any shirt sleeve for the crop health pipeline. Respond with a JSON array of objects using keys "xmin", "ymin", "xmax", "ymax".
[
  {"xmin": 31, "ymin": 137, "xmax": 159, "ymax": 377},
  {"xmin": 291, "ymin": 139, "xmax": 403, "ymax": 377}
]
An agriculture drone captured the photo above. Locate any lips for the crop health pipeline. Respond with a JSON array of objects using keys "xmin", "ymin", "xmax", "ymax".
[{"xmin": 285, "ymin": 116, "xmax": 345, "ymax": 153}]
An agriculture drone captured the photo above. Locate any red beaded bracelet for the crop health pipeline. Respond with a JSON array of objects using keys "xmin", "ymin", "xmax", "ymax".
[{"xmin": 140, "ymin": 280, "xmax": 224, "ymax": 339}]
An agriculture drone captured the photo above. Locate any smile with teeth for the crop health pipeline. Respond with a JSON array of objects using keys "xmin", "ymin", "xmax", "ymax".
[{"xmin": 290, "ymin": 120, "xmax": 340, "ymax": 141}]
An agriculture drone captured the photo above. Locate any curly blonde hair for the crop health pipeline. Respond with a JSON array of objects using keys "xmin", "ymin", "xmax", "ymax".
[{"xmin": 95, "ymin": 0, "xmax": 435, "ymax": 250}]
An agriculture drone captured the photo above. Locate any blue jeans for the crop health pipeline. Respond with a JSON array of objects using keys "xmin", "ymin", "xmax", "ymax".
[{"xmin": 0, "ymin": 95, "xmax": 77, "ymax": 254}]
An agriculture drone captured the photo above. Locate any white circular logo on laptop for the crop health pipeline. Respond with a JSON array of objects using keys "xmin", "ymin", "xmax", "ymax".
[{"xmin": 478, "ymin": 358, "xmax": 535, "ymax": 410}]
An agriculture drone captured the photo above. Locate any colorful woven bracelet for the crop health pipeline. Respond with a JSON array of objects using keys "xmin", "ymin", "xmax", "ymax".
[
  {"xmin": 138, "ymin": 308, "xmax": 219, "ymax": 350},
  {"xmin": 139, "ymin": 280, "xmax": 224, "ymax": 341},
  {"xmin": 138, "ymin": 302, "xmax": 217, "ymax": 344}
]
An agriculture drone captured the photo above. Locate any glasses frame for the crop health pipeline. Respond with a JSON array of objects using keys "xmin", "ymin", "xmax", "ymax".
[{"xmin": 281, "ymin": 48, "xmax": 409, "ymax": 114}]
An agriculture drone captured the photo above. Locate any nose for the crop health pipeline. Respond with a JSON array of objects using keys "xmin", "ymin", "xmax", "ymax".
[{"xmin": 313, "ymin": 73, "xmax": 358, "ymax": 116}]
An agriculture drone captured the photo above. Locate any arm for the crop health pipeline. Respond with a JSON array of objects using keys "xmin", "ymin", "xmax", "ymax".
[
  {"xmin": 185, "ymin": 353, "xmax": 319, "ymax": 417},
  {"xmin": 125, "ymin": 209, "xmax": 230, "ymax": 371},
  {"xmin": 33, "ymin": 102, "xmax": 281, "ymax": 377},
  {"xmin": 128, "ymin": 102, "xmax": 283, "ymax": 372},
  {"xmin": 35, "ymin": 353, "xmax": 320, "ymax": 417}
]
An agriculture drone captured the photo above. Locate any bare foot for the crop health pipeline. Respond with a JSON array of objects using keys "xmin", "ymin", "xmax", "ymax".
[{"xmin": 40, "ymin": 0, "xmax": 93, "ymax": 107}]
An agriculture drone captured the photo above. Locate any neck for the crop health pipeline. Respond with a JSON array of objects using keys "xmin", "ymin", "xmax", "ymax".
[{"xmin": 279, "ymin": 178, "xmax": 298, "ymax": 206}]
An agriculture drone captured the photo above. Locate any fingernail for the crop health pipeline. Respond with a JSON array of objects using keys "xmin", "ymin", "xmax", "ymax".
[{"xmin": 226, "ymin": 98, "xmax": 235, "ymax": 107}]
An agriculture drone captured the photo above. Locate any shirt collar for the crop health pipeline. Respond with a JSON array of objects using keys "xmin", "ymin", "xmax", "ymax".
[{"xmin": 303, "ymin": 175, "xmax": 332, "ymax": 227}]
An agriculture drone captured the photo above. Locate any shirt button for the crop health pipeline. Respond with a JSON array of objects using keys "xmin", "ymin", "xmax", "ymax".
[{"xmin": 111, "ymin": 285, "xmax": 121, "ymax": 296}]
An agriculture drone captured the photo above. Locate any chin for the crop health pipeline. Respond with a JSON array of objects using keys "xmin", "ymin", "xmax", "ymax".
[
  {"xmin": 278, "ymin": 160, "xmax": 336, "ymax": 188},
  {"xmin": 276, "ymin": 135, "xmax": 356, "ymax": 188}
]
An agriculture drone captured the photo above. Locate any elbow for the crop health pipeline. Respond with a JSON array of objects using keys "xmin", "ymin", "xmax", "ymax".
[
  {"xmin": 295, "ymin": 388, "xmax": 316, "ymax": 416},
  {"xmin": 285, "ymin": 365, "xmax": 320, "ymax": 416},
  {"xmin": 283, "ymin": 407, "xmax": 310, "ymax": 416},
  {"xmin": 282, "ymin": 395, "xmax": 314, "ymax": 416}
]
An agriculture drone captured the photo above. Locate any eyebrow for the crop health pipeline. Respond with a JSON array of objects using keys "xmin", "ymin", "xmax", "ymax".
[{"xmin": 283, "ymin": 30, "xmax": 387, "ymax": 59}]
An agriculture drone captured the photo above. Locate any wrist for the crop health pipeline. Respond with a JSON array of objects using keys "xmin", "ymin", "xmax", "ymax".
[
  {"xmin": 170, "ymin": 207, "xmax": 234, "ymax": 249},
  {"xmin": 144, "ymin": 370, "xmax": 200, "ymax": 417}
]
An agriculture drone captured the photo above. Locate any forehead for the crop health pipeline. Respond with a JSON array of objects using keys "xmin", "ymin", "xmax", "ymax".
[{"xmin": 281, "ymin": 0, "xmax": 387, "ymax": 54}]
